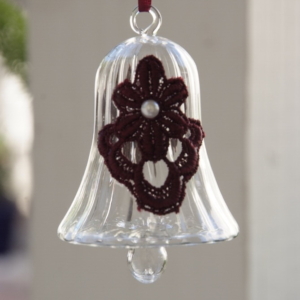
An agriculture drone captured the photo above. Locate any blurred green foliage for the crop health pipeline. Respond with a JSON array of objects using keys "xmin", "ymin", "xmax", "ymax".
[
  {"xmin": 0, "ymin": 0, "xmax": 27, "ymax": 82},
  {"xmin": 0, "ymin": 0, "xmax": 27, "ymax": 195}
]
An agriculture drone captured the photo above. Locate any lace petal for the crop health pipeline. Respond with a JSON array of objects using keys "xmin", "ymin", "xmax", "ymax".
[
  {"xmin": 134, "ymin": 55, "xmax": 166, "ymax": 99},
  {"xmin": 160, "ymin": 78, "xmax": 188, "ymax": 108},
  {"xmin": 113, "ymin": 80, "xmax": 143, "ymax": 112}
]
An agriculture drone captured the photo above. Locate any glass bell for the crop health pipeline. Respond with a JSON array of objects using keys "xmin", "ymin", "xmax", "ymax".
[{"xmin": 58, "ymin": 6, "xmax": 239, "ymax": 283}]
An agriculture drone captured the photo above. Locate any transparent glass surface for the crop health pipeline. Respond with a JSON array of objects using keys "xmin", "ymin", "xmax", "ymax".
[
  {"xmin": 58, "ymin": 35, "xmax": 239, "ymax": 248},
  {"xmin": 127, "ymin": 247, "xmax": 167, "ymax": 283}
]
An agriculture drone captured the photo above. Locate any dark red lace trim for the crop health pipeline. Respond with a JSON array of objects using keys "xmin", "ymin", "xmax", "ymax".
[{"xmin": 98, "ymin": 55, "xmax": 205, "ymax": 215}]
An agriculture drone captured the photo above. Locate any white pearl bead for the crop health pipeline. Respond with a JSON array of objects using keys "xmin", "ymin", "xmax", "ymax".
[{"xmin": 141, "ymin": 100, "xmax": 160, "ymax": 119}]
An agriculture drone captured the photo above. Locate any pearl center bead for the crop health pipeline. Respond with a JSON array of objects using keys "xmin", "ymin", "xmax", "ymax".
[{"xmin": 141, "ymin": 100, "xmax": 160, "ymax": 119}]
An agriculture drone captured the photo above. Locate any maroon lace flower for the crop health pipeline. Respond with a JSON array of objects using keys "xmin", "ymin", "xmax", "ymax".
[{"xmin": 98, "ymin": 55, "xmax": 205, "ymax": 215}]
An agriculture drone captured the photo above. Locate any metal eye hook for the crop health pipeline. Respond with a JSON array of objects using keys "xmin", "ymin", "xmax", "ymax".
[{"xmin": 130, "ymin": 6, "xmax": 162, "ymax": 36}]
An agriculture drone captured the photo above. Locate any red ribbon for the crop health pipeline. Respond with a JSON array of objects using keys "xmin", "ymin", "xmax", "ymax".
[{"xmin": 138, "ymin": 0, "xmax": 152, "ymax": 12}]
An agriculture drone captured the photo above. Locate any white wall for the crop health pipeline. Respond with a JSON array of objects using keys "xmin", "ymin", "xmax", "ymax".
[
  {"xmin": 29, "ymin": 1, "xmax": 246, "ymax": 299},
  {"xmin": 248, "ymin": 1, "xmax": 300, "ymax": 299}
]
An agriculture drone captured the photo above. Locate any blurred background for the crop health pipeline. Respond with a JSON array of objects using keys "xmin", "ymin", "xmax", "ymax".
[
  {"xmin": 0, "ymin": 0, "xmax": 31, "ymax": 299},
  {"xmin": 0, "ymin": 0, "xmax": 299, "ymax": 299}
]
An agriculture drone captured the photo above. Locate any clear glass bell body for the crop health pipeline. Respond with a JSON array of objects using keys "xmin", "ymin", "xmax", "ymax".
[{"xmin": 58, "ymin": 34, "xmax": 239, "ymax": 248}]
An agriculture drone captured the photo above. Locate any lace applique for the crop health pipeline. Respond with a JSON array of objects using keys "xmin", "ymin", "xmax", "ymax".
[{"xmin": 98, "ymin": 55, "xmax": 205, "ymax": 215}]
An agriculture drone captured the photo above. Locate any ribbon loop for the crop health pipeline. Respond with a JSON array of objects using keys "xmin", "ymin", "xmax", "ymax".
[{"xmin": 138, "ymin": 0, "xmax": 152, "ymax": 12}]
